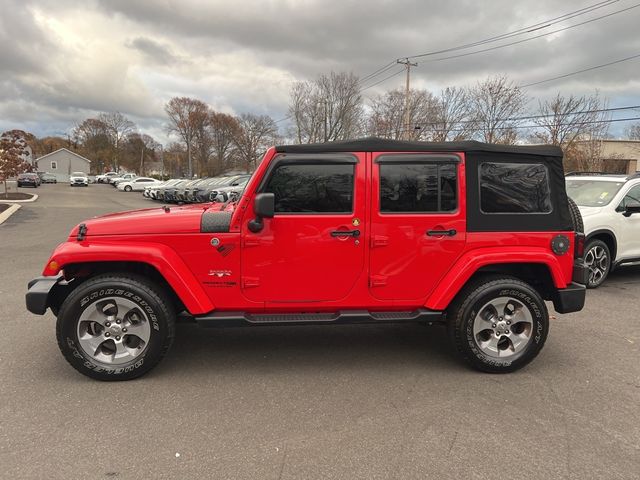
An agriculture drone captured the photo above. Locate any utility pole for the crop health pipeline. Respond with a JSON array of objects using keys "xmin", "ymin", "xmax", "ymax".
[{"xmin": 397, "ymin": 58, "xmax": 418, "ymax": 140}]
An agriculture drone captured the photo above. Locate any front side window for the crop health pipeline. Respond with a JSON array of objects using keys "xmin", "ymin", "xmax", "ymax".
[
  {"xmin": 480, "ymin": 162, "xmax": 551, "ymax": 213},
  {"xmin": 380, "ymin": 163, "xmax": 457, "ymax": 213},
  {"xmin": 618, "ymin": 184, "xmax": 640, "ymax": 210},
  {"xmin": 264, "ymin": 163, "xmax": 354, "ymax": 213}
]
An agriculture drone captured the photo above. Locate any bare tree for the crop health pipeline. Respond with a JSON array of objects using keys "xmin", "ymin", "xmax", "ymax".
[
  {"xmin": 429, "ymin": 87, "xmax": 476, "ymax": 141},
  {"xmin": 209, "ymin": 112, "xmax": 241, "ymax": 175},
  {"xmin": 124, "ymin": 133, "xmax": 159, "ymax": 175},
  {"xmin": 165, "ymin": 97, "xmax": 209, "ymax": 178},
  {"xmin": 289, "ymin": 72, "xmax": 363, "ymax": 143},
  {"xmin": 73, "ymin": 118, "xmax": 112, "ymax": 170},
  {"xmin": 368, "ymin": 89, "xmax": 437, "ymax": 140},
  {"xmin": 97, "ymin": 112, "xmax": 136, "ymax": 172},
  {"xmin": 234, "ymin": 113, "xmax": 278, "ymax": 172},
  {"xmin": 534, "ymin": 93, "xmax": 608, "ymax": 151},
  {"xmin": 627, "ymin": 123, "xmax": 640, "ymax": 140},
  {"xmin": 470, "ymin": 75, "xmax": 527, "ymax": 144}
]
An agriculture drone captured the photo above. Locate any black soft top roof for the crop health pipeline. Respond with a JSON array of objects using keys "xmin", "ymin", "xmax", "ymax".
[{"xmin": 275, "ymin": 137, "xmax": 562, "ymax": 158}]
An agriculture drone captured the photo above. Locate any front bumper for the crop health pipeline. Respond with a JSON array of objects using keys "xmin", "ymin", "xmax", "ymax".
[
  {"xmin": 26, "ymin": 276, "xmax": 62, "ymax": 315},
  {"xmin": 552, "ymin": 282, "xmax": 586, "ymax": 314}
]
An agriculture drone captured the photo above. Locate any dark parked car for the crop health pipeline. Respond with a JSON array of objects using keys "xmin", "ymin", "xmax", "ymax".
[
  {"xmin": 209, "ymin": 178, "xmax": 250, "ymax": 202},
  {"xmin": 191, "ymin": 177, "xmax": 230, "ymax": 203},
  {"xmin": 17, "ymin": 173, "xmax": 40, "ymax": 188},
  {"xmin": 162, "ymin": 179, "xmax": 190, "ymax": 203},
  {"xmin": 182, "ymin": 178, "xmax": 210, "ymax": 203},
  {"xmin": 205, "ymin": 175, "xmax": 251, "ymax": 202}
]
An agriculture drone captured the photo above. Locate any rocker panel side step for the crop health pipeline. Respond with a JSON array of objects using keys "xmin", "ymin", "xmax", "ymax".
[{"xmin": 194, "ymin": 308, "xmax": 444, "ymax": 328}]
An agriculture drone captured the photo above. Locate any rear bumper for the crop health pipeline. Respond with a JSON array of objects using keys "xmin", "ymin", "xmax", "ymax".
[
  {"xmin": 573, "ymin": 259, "xmax": 588, "ymax": 285},
  {"xmin": 552, "ymin": 282, "xmax": 586, "ymax": 314},
  {"xmin": 26, "ymin": 276, "xmax": 61, "ymax": 315}
]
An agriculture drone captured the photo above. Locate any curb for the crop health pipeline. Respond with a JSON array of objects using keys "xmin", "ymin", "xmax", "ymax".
[
  {"xmin": 0, "ymin": 203, "xmax": 21, "ymax": 224},
  {"xmin": 0, "ymin": 194, "xmax": 38, "ymax": 203}
]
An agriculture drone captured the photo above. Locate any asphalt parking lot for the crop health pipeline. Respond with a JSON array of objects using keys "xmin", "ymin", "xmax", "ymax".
[{"xmin": 1, "ymin": 183, "xmax": 639, "ymax": 479}]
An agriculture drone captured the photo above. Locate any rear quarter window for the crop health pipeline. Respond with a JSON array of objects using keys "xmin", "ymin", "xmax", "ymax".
[{"xmin": 480, "ymin": 162, "xmax": 552, "ymax": 214}]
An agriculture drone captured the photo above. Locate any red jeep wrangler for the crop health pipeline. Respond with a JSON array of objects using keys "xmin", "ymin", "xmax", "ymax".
[{"xmin": 26, "ymin": 138, "xmax": 587, "ymax": 380}]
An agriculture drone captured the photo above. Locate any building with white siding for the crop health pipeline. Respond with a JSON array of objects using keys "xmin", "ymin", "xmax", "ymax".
[{"xmin": 34, "ymin": 148, "xmax": 91, "ymax": 182}]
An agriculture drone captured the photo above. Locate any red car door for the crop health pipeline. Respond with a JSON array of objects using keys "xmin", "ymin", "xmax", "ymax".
[
  {"xmin": 241, "ymin": 152, "xmax": 367, "ymax": 304},
  {"xmin": 369, "ymin": 152, "xmax": 467, "ymax": 302}
]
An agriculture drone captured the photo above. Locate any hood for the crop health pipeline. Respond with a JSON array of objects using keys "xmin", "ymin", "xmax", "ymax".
[
  {"xmin": 577, "ymin": 206, "xmax": 604, "ymax": 218},
  {"xmin": 69, "ymin": 204, "xmax": 208, "ymax": 237}
]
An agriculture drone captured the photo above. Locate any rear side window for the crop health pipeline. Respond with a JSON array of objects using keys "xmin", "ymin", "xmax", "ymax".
[
  {"xmin": 480, "ymin": 162, "xmax": 551, "ymax": 213},
  {"xmin": 380, "ymin": 163, "xmax": 457, "ymax": 212},
  {"xmin": 264, "ymin": 163, "xmax": 354, "ymax": 213}
]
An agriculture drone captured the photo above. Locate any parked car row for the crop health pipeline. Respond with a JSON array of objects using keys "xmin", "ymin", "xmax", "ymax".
[{"xmin": 142, "ymin": 174, "xmax": 251, "ymax": 203}]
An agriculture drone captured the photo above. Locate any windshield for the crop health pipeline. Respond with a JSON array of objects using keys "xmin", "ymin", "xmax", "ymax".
[
  {"xmin": 72, "ymin": 172, "xmax": 86, "ymax": 176},
  {"xmin": 566, "ymin": 179, "xmax": 625, "ymax": 207}
]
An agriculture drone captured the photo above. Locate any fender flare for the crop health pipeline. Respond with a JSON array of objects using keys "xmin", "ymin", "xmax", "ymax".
[
  {"xmin": 42, "ymin": 240, "xmax": 214, "ymax": 315},
  {"xmin": 425, "ymin": 246, "xmax": 567, "ymax": 311}
]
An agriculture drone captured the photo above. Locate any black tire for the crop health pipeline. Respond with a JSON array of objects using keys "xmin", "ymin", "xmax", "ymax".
[
  {"xmin": 447, "ymin": 275, "xmax": 549, "ymax": 373},
  {"xmin": 567, "ymin": 197, "xmax": 583, "ymax": 233},
  {"xmin": 56, "ymin": 274, "xmax": 175, "ymax": 381},
  {"xmin": 584, "ymin": 239, "xmax": 611, "ymax": 288},
  {"xmin": 124, "ymin": 185, "xmax": 132, "ymax": 192}
]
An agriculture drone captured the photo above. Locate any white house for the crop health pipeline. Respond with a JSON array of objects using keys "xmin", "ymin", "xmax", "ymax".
[{"xmin": 34, "ymin": 148, "xmax": 92, "ymax": 182}]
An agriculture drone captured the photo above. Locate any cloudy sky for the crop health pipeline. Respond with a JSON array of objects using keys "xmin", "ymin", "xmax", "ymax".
[{"xmin": 1, "ymin": 0, "xmax": 639, "ymax": 142}]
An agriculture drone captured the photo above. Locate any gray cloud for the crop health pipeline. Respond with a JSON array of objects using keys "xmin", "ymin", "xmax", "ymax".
[
  {"xmin": 127, "ymin": 37, "xmax": 180, "ymax": 65},
  {"xmin": 0, "ymin": 0, "xmax": 638, "ymax": 139}
]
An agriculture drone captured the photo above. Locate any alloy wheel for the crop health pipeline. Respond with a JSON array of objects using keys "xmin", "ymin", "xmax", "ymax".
[
  {"xmin": 472, "ymin": 296, "xmax": 534, "ymax": 358},
  {"xmin": 585, "ymin": 245, "xmax": 609, "ymax": 287},
  {"xmin": 76, "ymin": 297, "xmax": 151, "ymax": 365}
]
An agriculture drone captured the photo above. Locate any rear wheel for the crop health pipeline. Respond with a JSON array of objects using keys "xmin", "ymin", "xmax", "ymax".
[
  {"xmin": 447, "ymin": 276, "xmax": 548, "ymax": 373},
  {"xmin": 56, "ymin": 274, "xmax": 175, "ymax": 381},
  {"xmin": 584, "ymin": 239, "xmax": 611, "ymax": 288}
]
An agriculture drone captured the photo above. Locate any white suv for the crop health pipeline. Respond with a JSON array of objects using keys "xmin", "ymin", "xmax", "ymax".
[
  {"xmin": 69, "ymin": 171, "xmax": 89, "ymax": 187},
  {"xmin": 566, "ymin": 173, "xmax": 640, "ymax": 287}
]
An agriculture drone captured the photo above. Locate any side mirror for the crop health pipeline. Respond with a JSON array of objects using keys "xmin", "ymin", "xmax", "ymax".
[
  {"xmin": 248, "ymin": 193, "xmax": 275, "ymax": 233},
  {"xmin": 623, "ymin": 201, "xmax": 640, "ymax": 217}
]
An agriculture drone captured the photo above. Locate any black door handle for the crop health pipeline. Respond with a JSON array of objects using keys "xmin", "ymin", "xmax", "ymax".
[
  {"xmin": 426, "ymin": 229, "xmax": 457, "ymax": 237},
  {"xmin": 331, "ymin": 229, "xmax": 361, "ymax": 237}
]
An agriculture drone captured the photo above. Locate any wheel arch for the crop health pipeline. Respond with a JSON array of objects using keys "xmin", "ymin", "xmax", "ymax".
[
  {"xmin": 425, "ymin": 247, "xmax": 567, "ymax": 311},
  {"xmin": 586, "ymin": 229, "xmax": 617, "ymax": 262},
  {"xmin": 42, "ymin": 241, "xmax": 214, "ymax": 315}
]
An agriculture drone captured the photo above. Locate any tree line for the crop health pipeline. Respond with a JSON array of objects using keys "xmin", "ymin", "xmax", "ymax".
[
  {"xmin": 3, "ymin": 71, "xmax": 640, "ymax": 179},
  {"xmin": 289, "ymin": 72, "xmax": 638, "ymax": 172}
]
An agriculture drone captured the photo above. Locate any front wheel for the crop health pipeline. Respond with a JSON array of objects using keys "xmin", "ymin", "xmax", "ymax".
[
  {"xmin": 447, "ymin": 276, "xmax": 548, "ymax": 373},
  {"xmin": 56, "ymin": 274, "xmax": 176, "ymax": 380},
  {"xmin": 124, "ymin": 185, "xmax": 132, "ymax": 192}
]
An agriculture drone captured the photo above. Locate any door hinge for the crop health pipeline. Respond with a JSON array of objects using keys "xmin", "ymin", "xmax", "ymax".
[
  {"xmin": 371, "ymin": 235, "xmax": 389, "ymax": 248},
  {"xmin": 369, "ymin": 275, "xmax": 387, "ymax": 287},
  {"xmin": 242, "ymin": 277, "xmax": 260, "ymax": 288}
]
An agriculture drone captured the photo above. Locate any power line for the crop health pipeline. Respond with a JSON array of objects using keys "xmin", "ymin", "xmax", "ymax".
[
  {"xmin": 381, "ymin": 115, "xmax": 640, "ymax": 137},
  {"xmin": 420, "ymin": 3, "xmax": 640, "ymax": 64},
  {"xmin": 360, "ymin": 61, "xmax": 397, "ymax": 83},
  {"xmin": 407, "ymin": 0, "xmax": 620, "ymax": 59},
  {"xmin": 522, "ymin": 53, "xmax": 640, "ymax": 87},
  {"xmin": 409, "ymin": 105, "xmax": 640, "ymax": 128},
  {"xmin": 360, "ymin": 68, "xmax": 406, "ymax": 91},
  {"xmin": 359, "ymin": 0, "xmax": 622, "ymax": 85}
]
